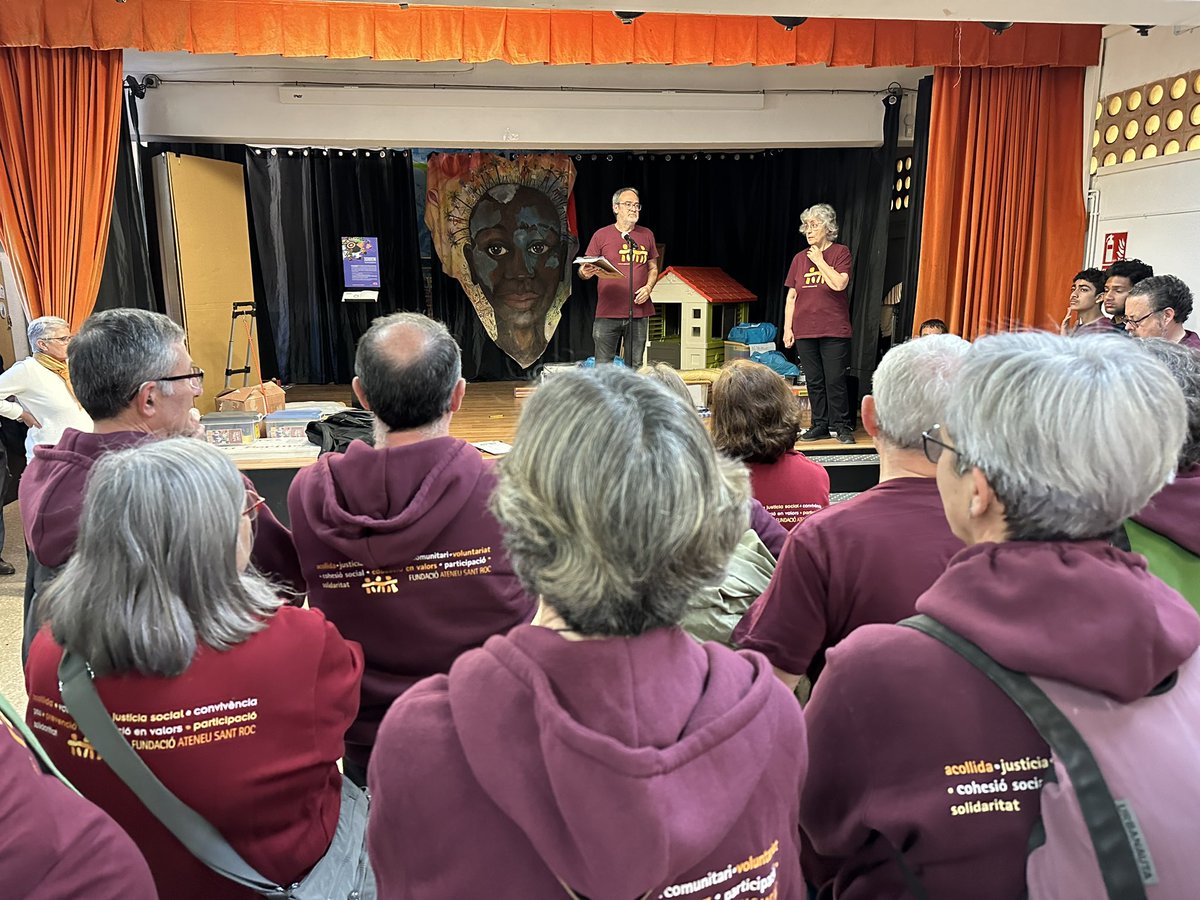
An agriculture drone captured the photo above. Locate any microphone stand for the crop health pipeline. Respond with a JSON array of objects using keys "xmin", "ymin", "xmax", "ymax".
[{"xmin": 623, "ymin": 231, "xmax": 636, "ymax": 367}]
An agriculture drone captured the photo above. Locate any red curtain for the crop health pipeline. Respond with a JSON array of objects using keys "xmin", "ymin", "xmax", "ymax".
[
  {"xmin": 914, "ymin": 66, "xmax": 1088, "ymax": 338},
  {"xmin": 0, "ymin": 46, "xmax": 122, "ymax": 328},
  {"xmin": 0, "ymin": 2, "xmax": 1100, "ymax": 69}
]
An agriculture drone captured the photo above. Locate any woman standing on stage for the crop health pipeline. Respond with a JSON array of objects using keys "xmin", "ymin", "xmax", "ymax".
[{"xmin": 782, "ymin": 204, "xmax": 854, "ymax": 445}]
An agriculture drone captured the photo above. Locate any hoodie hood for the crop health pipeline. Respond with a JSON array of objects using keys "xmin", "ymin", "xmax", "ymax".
[
  {"xmin": 448, "ymin": 625, "xmax": 796, "ymax": 898},
  {"xmin": 298, "ymin": 437, "xmax": 489, "ymax": 567},
  {"xmin": 20, "ymin": 429, "xmax": 151, "ymax": 567},
  {"xmin": 917, "ymin": 541, "xmax": 1200, "ymax": 702},
  {"xmin": 1133, "ymin": 466, "xmax": 1200, "ymax": 556}
]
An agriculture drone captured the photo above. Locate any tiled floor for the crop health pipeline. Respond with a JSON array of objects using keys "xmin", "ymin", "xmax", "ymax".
[{"xmin": 0, "ymin": 502, "xmax": 29, "ymax": 718}]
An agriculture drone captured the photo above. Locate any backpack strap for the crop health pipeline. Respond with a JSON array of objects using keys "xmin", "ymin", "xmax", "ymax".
[
  {"xmin": 899, "ymin": 614, "xmax": 1147, "ymax": 900},
  {"xmin": 58, "ymin": 651, "xmax": 291, "ymax": 898}
]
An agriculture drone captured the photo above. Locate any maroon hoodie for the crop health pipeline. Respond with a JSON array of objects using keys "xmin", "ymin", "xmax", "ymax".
[
  {"xmin": 802, "ymin": 540, "xmax": 1200, "ymax": 899},
  {"xmin": 368, "ymin": 625, "xmax": 807, "ymax": 899},
  {"xmin": 19, "ymin": 428, "xmax": 305, "ymax": 592},
  {"xmin": 288, "ymin": 436, "xmax": 536, "ymax": 769},
  {"xmin": 1132, "ymin": 465, "xmax": 1200, "ymax": 555},
  {"xmin": 1, "ymin": 696, "xmax": 156, "ymax": 899}
]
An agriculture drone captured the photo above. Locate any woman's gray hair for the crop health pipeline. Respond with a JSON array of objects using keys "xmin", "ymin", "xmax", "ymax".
[
  {"xmin": 1139, "ymin": 338, "xmax": 1200, "ymax": 471},
  {"xmin": 491, "ymin": 366, "xmax": 750, "ymax": 637},
  {"xmin": 28, "ymin": 316, "xmax": 69, "ymax": 349},
  {"xmin": 800, "ymin": 203, "xmax": 839, "ymax": 240},
  {"xmin": 946, "ymin": 331, "xmax": 1186, "ymax": 542},
  {"xmin": 638, "ymin": 362, "xmax": 694, "ymax": 408},
  {"xmin": 39, "ymin": 438, "xmax": 284, "ymax": 677},
  {"xmin": 872, "ymin": 333, "xmax": 970, "ymax": 450}
]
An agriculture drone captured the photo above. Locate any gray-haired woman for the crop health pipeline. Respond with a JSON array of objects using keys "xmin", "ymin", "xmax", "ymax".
[
  {"xmin": 783, "ymin": 203, "xmax": 854, "ymax": 444},
  {"xmin": 24, "ymin": 438, "xmax": 365, "ymax": 900},
  {"xmin": 802, "ymin": 331, "xmax": 1200, "ymax": 897},
  {"xmin": 367, "ymin": 366, "xmax": 808, "ymax": 898}
]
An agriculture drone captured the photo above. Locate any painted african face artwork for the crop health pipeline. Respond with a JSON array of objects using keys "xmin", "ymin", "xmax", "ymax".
[{"xmin": 426, "ymin": 153, "xmax": 578, "ymax": 368}]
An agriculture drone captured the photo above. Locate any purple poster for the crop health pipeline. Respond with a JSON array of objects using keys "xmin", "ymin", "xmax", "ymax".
[{"xmin": 342, "ymin": 236, "xmax": 380, "ymax": 288}]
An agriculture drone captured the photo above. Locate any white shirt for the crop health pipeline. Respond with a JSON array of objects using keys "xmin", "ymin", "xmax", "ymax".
[{"xmin": 0, "ymin": 357, "xmax": 93, "ymax": 461}]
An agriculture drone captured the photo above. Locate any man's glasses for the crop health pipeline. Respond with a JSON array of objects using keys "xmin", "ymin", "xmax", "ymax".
[
  {"xmin": 617, "ymin": 202, "xmax": 642, "ymax": 210},
  {"xmin": 921, "ymin": 424, "xmax": 960, "ymax": 466},
  {"xmin": 128, "ymin": 366, "xmax": 205, "ymax": 402},
  {"xmin": 154, "ymin": 366, "xmax": 205, "ymax": 390},
  {"xmin": 1124, "ymin": 310, "xmax": 1161, "ymax": 329},
  {"xmin": 44, "ymin": 335, "xmax": 73, "ymax": 345}
]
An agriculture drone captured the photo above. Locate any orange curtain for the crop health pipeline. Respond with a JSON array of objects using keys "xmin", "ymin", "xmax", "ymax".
[
  {"xmin": 0, "ymin": 46, "xmax": 122, "ymax": 329},
  {"xmin": 0, "ymin": 2, "xmax": 1100, "ymax": 69},
  {"xmin": 913, "ymin": 66, "xmax": 1087, "ymax": 338}
]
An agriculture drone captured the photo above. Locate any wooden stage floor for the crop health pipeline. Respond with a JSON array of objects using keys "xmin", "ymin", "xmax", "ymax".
[{"xmin": 290, "ymin": 381, "xmax": 873, "ymax": 452}]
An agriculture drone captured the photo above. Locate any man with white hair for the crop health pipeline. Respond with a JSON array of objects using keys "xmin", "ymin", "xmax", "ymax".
[
  {"xmin": 579, "ymin": 187, "xmax": 659, "ymax": 365},
  {"xmin": 733, "ymin": 334, "xmax": 968, "ymax": 690},
  {"xmin": 0, "ymin": 316, "xmax": 92, "ymax": 575}
]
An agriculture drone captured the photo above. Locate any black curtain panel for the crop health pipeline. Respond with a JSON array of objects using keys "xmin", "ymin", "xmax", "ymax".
[
  {"xmin": 245, "ymin": 148, "xmax": 425, "ymax": 384},
  {"xmin": 848, "ymin": 94, "xmax": 902, "ymax": 387},
  {"xmin": 898, "ymin": 75, "xmax": 934, "ymax": 341},
  {"xmin": 94, "ymin": 97, "xmax": 157, "ymax": 314}
]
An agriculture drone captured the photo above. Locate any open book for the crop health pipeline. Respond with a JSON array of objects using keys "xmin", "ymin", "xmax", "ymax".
[{"xmin": 574, "ymin": 256, "xmax": 624, "ymax": 279}]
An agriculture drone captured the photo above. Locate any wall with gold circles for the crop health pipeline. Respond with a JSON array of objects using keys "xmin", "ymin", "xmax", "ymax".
[{"xmin": 1092, "ymin": 70, "xmax": 1200, "ymax": 173}]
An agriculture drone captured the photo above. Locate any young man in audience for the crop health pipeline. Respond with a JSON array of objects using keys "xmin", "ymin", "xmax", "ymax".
[
  {"xmin": 1102, "ymin": 257, "xmax": 1154, "ymax": 327},
  {"xmin": 917, "ymin": 318, "xmax": 949, "ymax": 337},
  {"xmin": 1123, "ymin": 275, "xmax": 1200, "ymax": 348},
  {"xmin": 1061, "ymin": 268, "xmax": 1116, "ymax": 334},
  {"xmin": 733, "ymin": 335, "xmax": 968, "ymax": 690},
  {"xmin": 18, "ymin": 309, "xmax": 303, "ymax": 656},
  {"xmin": 288, "ymin": 312, "xmax": 536, "ymax": 786}
]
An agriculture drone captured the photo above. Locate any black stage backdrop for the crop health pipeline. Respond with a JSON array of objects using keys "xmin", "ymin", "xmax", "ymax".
[
  {"xmin": 898, "ymin": 75, "xmax": 934, "ymax": 341},
  {"xmin": 244, "ymin": 148, "xmax": 425, "ymax": 384},
  {"xmin": 94, "ymin": 97, "xmax": 157, "ymax": 314},
  {"xmin": 125, "ymin": 108, "xmax": 902, "ymax": 383}
]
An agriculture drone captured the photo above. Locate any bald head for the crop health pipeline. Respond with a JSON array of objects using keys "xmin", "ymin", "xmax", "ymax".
[{"xmin": 354, "ymin": 313, "xmax": 463, "ymax": 432}]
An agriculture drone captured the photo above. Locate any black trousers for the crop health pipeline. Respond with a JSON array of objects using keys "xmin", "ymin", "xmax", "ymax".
[{"xmin": 795, "ymin": 337, "xmax": 852, "ymax": 432}]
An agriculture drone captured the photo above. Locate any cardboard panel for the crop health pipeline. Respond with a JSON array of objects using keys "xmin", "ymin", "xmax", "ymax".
[{"xmin": 156, "ymin": 154, "xmax": 260, "ymax": 413}]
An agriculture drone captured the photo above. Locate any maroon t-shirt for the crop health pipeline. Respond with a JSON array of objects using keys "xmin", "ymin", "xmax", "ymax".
[
  {"xmin": 732, "ymin": 477, "xmax": 962, "ymax": 682},
  {"xmin": 746, "ymin": 451, "xmax": 830, "ymax": 531},
  {"xmin": 0, "ymin": 699, "xmax": 156, "ymax": 899},
  {"xmin": 585, "ymin": 224, "xmax": 658, "ymax": 319},
  {"xmin": 25, "ymin": 607, "xmax": 363, "ymax": 900},
  {"xmin": 1180, "ymin": 329, "xmax": 1200, "ymax": 350},
  {"xmin": 785, "ymin": 244, "xmax": 852, "ymax": 338},
  {"xmin": 1072, "ymin": 315, "xmax": 1121, "ymax": 335}
]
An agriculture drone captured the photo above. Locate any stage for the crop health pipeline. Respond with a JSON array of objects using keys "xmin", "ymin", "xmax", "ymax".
[{"xmin": 289, "ymin": 381, "xmax": 875, "ymax": 453}]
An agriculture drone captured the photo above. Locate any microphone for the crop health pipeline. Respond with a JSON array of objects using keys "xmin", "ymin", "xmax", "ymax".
[{"xmin": 621, "ymin": 231, "xmax": 634, "ymax": 245}]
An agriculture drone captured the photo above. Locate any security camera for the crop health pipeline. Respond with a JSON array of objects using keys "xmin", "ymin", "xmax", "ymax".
[
  {"xmin": 772, "ymin": 17, "xmax": 808, "ymax": 31},
  {"xmin": 1132, "ymin": 25, "xmax": 1154, "ymax": 37},
  {"xmin": 143, "ymin": 74, "xmax": 162, "ymax": 90},
  {"xmin": 613, "ymin": 11, "xmax": 644, "ymax": 25},
  {"xmin": 980, "ymin": 21, "xmax": 1014, "ymax": 35}
]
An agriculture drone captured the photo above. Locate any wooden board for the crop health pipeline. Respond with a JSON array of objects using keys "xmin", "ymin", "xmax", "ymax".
[{"xmin": 154, "ymin": 154, "xmax": 261, "ymax": 414}]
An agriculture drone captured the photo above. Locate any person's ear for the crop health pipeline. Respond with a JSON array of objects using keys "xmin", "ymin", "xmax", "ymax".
[
  {"xmin": 133, "ymin": 382, "xmax": 157, "ymax": 419},
  {"xmin": 1162, "ymin": 308, "xmax": 1177, "ymax": 326},
  {"xmin": 351, "ymin": 376, "xmax": 373, "ymax": 412},
  {"xmin": 448, "ymin": 378, "xmax": 466, "ymax": 414},
  {"xmin": 861, "ymin": 395, "xmax": 879, "ymax": 438},
  {"xmin": 967, "ymin": 466, "xmax": 995, "ymax": 520}
]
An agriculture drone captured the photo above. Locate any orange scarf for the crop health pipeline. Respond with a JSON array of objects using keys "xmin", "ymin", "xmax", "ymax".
[{"xmin": 34, "ymin": 352, "xmax": 77, "ymax": 402}]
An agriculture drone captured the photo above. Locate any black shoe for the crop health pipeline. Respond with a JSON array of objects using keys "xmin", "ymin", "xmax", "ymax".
[
  {"xmin": 836, "ymin": 429, "xmax": 856, "ymax": 445},
  {"xmin": 799, "ymin": 425, "xmax": 830, "ymax": 442},
  {"xmin": 0, "ymin": 558, "xmax": 15, "ymax": 576}
]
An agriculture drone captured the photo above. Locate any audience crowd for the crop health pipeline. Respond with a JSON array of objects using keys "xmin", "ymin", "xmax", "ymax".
[{"xmin": 5, "ymin": 252, "xmax": 1200, "ymax": 900}]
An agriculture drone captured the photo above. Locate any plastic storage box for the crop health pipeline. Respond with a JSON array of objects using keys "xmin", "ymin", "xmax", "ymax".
[
  {"xmin": 264, "ymin": 408, "xmax": 322, "ymax": 439},
  {"xmin": 201, "ymin": 412, "xmax": 260, "ymax": 446}
]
